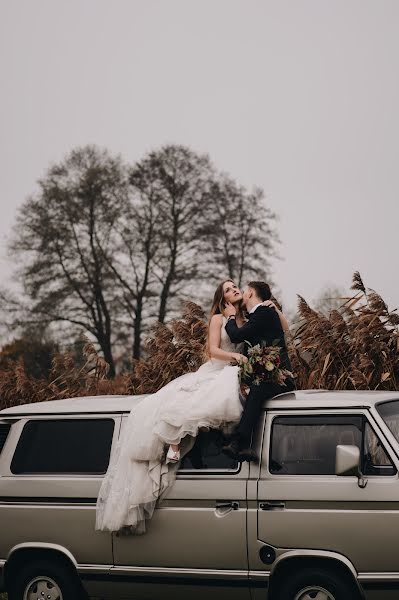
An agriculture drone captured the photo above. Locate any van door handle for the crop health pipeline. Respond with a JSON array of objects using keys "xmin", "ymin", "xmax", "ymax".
[
  {"xmin": 216, "ymin": 501, "xmax": 239, "ymax": 510},
  {"xmin": 259, "ymin": 501, "xmax": 285, "ymax": 510}
]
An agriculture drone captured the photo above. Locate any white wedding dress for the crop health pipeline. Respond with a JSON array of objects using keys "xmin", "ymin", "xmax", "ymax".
[{"xmin": 95, "ymin": 317, "xmax": 243, "ymax": 534}]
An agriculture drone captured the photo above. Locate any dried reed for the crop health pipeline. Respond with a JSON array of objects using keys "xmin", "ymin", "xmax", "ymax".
[
  {"xmin": 0, "ymin": 273, "xmax": 397, "ymax": 409},
  {"xmin": 289, "ymin": 272, "xmax": 398, "ymax": 390}
]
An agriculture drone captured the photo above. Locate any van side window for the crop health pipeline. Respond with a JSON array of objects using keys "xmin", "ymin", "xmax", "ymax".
[
  {"xmin": 179, "ymin": 430, "xmax": 238, "ymax": 472},
  {"xmin": 11, "ymin": 419, "xmax": 115, "ymax": 475},
  {"xmin": 363, "ymin": 422, "xmax": 395, "ymax": 475},
  {"xmin": 270, "ymin": 415, "xmax": 396, "ymax": 476}
]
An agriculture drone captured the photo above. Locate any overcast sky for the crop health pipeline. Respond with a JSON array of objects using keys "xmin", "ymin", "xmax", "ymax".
[{"xmin": 1, "ymin": 0, "xmax": 398, "ymax": 313}]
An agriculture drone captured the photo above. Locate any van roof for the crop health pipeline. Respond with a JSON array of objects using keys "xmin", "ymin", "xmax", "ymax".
[
  {"xmin": 265, "ymin": 389, "xmax": 399, "ymax": 410},
  {"xmin": 0, "ymin": 394, "xmax": 148, "ymax": 416},
  {"xmin": 1, "ymin": 390, "xmax": 399, "ymax": 417}
]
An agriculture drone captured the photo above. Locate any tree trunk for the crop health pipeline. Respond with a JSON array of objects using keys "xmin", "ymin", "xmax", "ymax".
[
  {"xmin": 133, "ymin": 297, "xmax": 143, "ymax": 359},
  {"xmin": 158, "ymin": 226, "xmax": 177, "ymax": 323},
  {"xmin": 158, "ymin": 269, "xmax": 174, "ymax": 323},
  {"xmin": 100, "ymin": 336, "xmax": 116, "ymax": 378}
]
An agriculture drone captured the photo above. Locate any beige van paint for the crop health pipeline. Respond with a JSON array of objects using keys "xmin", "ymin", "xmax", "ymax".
[{"xmin": 0, "ymin": 390, "xmax": 399, "ymax": 599}]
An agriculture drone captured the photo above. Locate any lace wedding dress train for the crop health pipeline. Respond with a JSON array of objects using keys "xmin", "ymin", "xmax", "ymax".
[{"xmin": 95, "ymin": 318, "xmax": 243, "ymax": 534}]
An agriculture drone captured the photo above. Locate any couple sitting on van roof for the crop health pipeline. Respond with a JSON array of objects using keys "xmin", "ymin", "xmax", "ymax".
[{"xmin": 95, "ymin": 280, "xmax": 295, "ymax": 534}]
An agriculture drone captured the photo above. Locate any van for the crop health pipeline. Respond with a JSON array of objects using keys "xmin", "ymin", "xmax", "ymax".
[{"xmin": 1, "ymin": 390, "xmax": 399, "ymax": 600}]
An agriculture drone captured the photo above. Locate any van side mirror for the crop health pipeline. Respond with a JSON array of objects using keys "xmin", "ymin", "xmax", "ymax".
[{"xmin": 335, "ymin": 445, "xmax": 367, "ymax": 488}]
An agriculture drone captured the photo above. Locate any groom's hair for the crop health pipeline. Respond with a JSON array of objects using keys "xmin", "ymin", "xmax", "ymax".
[{"xmin": 247, "ymin": 281, "xmax": 272, "ymax": 301}]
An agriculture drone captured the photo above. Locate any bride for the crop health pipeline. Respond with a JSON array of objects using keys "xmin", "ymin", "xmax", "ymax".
[{"xmin": 95, "ymin": 279, "xmax": 288, "ymax": 534}]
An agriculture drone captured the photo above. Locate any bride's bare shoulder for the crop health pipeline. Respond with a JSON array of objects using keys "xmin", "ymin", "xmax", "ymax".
[{"xmin": 209, "ymin": 314, "xmax": 223, "ymax": 327}]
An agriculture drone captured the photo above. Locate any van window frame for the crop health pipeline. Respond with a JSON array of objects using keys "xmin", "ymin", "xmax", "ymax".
[
  {"xmin": 7, "ymin": 414, "xmax": 121, "ymax": 477},
  {"xmin": 119, "ymin": 414, "xmax": 242, "ymax": 477},
  {"xmin": 266, "ymin": 410, "xmax": 398, "ymax": 479},
  {"xmin": 178, "ymin": 430, "xmax": 242, "ymax": 476}
]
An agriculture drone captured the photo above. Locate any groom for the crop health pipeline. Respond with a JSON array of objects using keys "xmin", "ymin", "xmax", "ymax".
[{"xmin": 223, "ymin": 281, "xmax": 295, "ymax": 462}]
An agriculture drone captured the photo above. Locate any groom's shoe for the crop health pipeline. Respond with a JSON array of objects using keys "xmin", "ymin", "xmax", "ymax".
[
  {"xmin": 222, "ymin": 439, "xmax": 240, "ymax": 460},
  {"xmin": 237, "ymin": 448, "xmax": 258, "ymax": 462}
]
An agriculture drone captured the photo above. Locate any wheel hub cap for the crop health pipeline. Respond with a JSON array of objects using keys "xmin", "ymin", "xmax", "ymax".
[
  {"xmin": 294, "ymin": 585, "xmax": 335, "ymax": 600},
  {"xmin": 24, "ymin": 576, "xmax": 63, "ymax": 600}
]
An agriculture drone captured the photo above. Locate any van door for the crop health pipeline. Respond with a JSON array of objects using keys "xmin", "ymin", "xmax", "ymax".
[
  {"xmin": 257, "ymin": 410, "xmax": 399, "ymax": 580},
  {"xmin": 112, "ymin": 428, "xmax": 250, "ymax": 600}
]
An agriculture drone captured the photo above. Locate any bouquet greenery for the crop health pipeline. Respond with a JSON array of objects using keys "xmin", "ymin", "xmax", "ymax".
[{"xmin": 239, "ymin": 342, "xmax": 293, "ymax": 387}]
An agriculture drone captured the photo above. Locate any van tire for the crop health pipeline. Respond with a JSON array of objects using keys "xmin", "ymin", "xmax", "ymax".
[
  {"xmin": 8, "ymin": 558, "xmax": 87, "ymax": 600},
  {"xmin": 275, "ymin": 567, "xmax": 359, "ymax": 600}
]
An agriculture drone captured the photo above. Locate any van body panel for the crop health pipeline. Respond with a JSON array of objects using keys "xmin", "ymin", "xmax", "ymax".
[
  {"xmin": 113, "ymin": 475, "xmax": 248, "ymax": 568},
  {"xmin": 0, "ymin": 415, "xmax": 121, "ymax": 566},
  {"xmin": 1, "ymin": 391, "xmax": 399, "ymax": 599},
  {"xmin": 81, "ymin": 571, "xmax": 252, "ymax": 600},
  {"xmin": 0, "ymin": 502, "xmax": 110, "ymax": 565},
  {"xmin": 258, "ymin": 408, "xmax": 399, "ymax": 592},
  {"xmin": 111, "ymin": 472, "xmax": 250, "ymax": 598}
]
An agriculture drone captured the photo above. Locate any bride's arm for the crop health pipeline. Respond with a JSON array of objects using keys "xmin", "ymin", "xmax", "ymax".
[{"xmin": 208, "ymin": 315, "xmax": 245, "ymax": 363}]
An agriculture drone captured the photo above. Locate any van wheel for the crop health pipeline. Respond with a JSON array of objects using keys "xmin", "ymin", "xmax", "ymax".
[
  {"xmin": 8, "ymin": 558, "xmax": 87, "ymax": 600},
  {"xmin": 276, "ymin": 567, "xmax": 359, "ymax": 600}
]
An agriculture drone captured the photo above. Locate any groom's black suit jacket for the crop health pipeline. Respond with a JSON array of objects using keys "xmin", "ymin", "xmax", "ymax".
[
  {"xmin": 226, "ymin": 306, "xmax": 294, "ymax": 444},
  {"xmin": 225, "ymin": 306, "xmax": 292, "ymax": 373}
]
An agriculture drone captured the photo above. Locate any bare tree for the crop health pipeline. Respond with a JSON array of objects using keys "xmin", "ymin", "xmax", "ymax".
[
  {"xmin": 95, "ymin": 179, "xmax": 162, "ymax": 359},
  {"xmin": 10, "ymin": 146, "xmax": 129, "ymax": 376},
  {"xmin": 204, "ymin": 176, "xmax": 278, "ymax": 287},
  {"xmin": 128, "ymin": 145, "xmax": 279, "ymax": 324},
  {"xmin": 129, "ymin": 145, "xmax": 217, "ymax": 323},
  {"xmin": 8, "ymin": 143, "xmax": 281, "ymax": 364}
]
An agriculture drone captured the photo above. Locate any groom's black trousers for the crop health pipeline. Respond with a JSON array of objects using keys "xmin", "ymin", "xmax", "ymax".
[{"xmin": 236, "ymin": 378, "xmax": 296, "ymax": 447}]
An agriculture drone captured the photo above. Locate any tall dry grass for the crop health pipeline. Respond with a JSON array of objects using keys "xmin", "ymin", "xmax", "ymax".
[
  {"xmin": 128, "ymin": 302, "xmax": 208, "ymax": 394},
  {"xmin": 0, "ymin": 273, "xmax": 397, "ymax": 409},
  {"xmin": 0, "ymin": 341, "xmax": 126, "ymax": 410},
  {"xmin": 0, "ymin": 302, "xmax": 208, "ymax": 409},
  {"xmin": 290, "ymin": 272, "xmax": 398, "ymax": 391}
]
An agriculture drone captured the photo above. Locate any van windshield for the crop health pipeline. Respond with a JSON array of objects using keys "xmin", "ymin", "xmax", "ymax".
[{"xmin": 377, "ymin": 400, "xmax": 399, "ymax": 443}]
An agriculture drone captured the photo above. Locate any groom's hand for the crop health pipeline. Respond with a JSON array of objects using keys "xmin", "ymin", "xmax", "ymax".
[{"xmin": 224, "ymin": 302, "xmax": 236, "ymax": 318}]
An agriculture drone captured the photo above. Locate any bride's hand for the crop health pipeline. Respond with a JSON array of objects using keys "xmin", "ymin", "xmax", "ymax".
[
  {"xmin": 261, "ymin": 300, "xmax": 278, "ymax": 311},
  {"xmin": 230, "ymin": 352, "xmax": 248, "ymax": 364}
]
